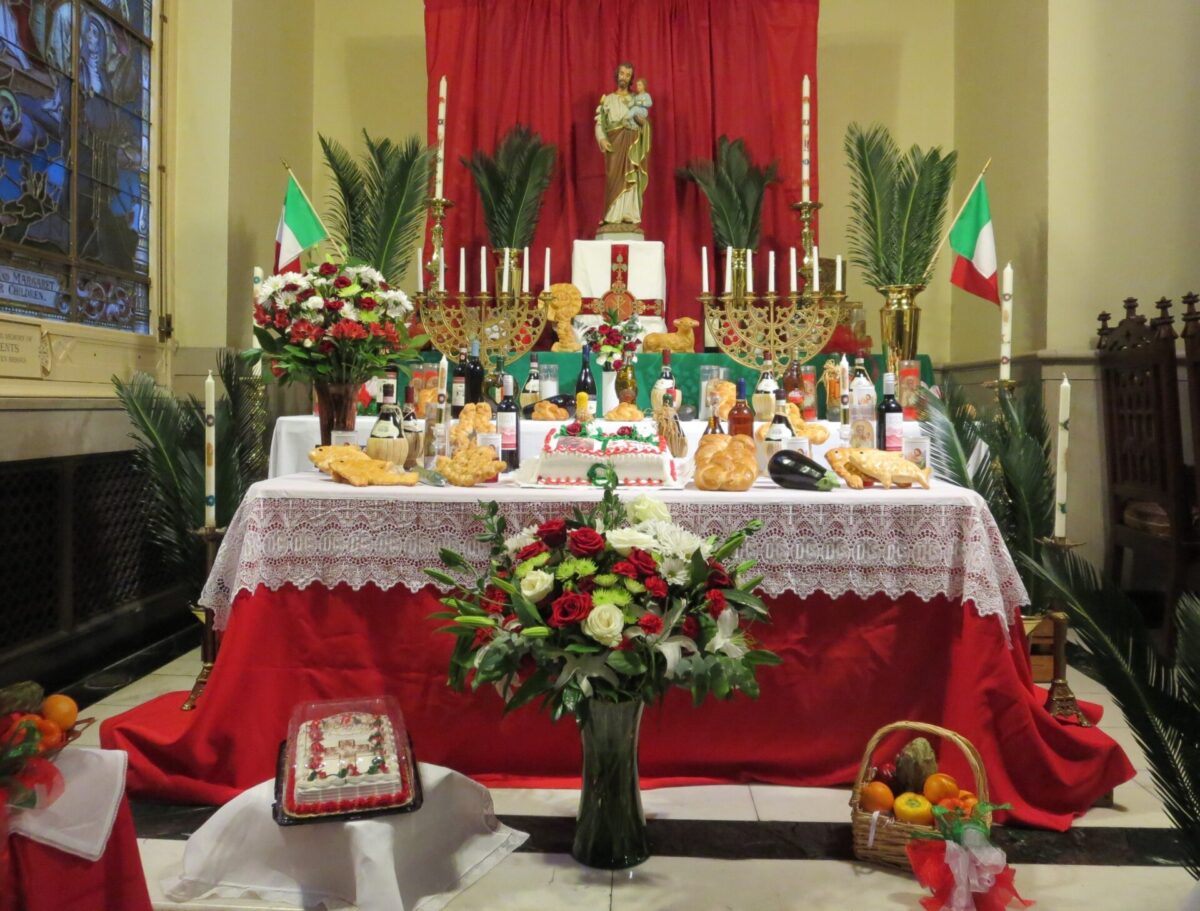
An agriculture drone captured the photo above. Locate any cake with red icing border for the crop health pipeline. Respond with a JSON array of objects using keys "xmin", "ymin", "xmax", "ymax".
[{"xmin": 535, "ymin": 422, "xmax": 676, "ymax": 486}]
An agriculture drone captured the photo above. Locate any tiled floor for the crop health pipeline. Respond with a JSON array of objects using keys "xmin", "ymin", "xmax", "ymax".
[{"xmin": 79, "ymin": 648, "xmax": 1197, "ymax": 910}]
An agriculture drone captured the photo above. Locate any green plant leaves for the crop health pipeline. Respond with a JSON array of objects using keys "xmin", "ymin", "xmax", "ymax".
[
  {"xmin": 463, "ymin": 125, "xmax": 556, "ymax": 249},
  {"xmin": 679, "ymin": 136, "xmax": 779, "ymax": 250}
]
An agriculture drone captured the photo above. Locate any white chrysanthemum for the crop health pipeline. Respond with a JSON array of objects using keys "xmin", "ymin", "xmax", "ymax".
[
  {"xmin": 275, "ymin": 290, "xmax": 297, "ymax": 308},
  {"xmin": 639, "ymin": 520, "xmax": 712, "ymax": 561},
  {"xmin": 504, "ymin": 525, "xmax": 539, "ymax": 554},
  {"xmin": 346, "ymin": 264, "xmax": 386, "ymax": 287},
  {"xmin": 256, "ymin": 274, "xmax": 286, "ymax": 303},
  {"xmin": 302, "ymin": 296, "xmax": 324, "ymax": 312},
  {"xmin": 339, "ymin": 304, "xmax": 360, "ymax": 322},
  {"xmin": 658, "ymin": 556, "xmax": 691, "ymax": 587}
]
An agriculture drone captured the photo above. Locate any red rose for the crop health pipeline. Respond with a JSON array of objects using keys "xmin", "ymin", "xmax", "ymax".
[
  {"xmin": 705, "ymin": 589, "xmax": 728, "ymax": 617},
  {"xmin": 359, "ymin": 296, "xmax": 377, "ymax": 311},
  {"xmin": 567, "ymin": 527, "xmax": 605, "ymax": 557},
  {"xmin": 644, "ymin": 575, "xmax": 668, "ymax": 599},
  {"xmin": 681, "ymin": 616, "xmax": 700, "ymax": 639},
  {"xmin": 297, "ymin": 287, "xmax": 315, "ymax": 301},
  {"xmin": 482, "ymin": 586, "xmax": 508, "ymax": 614},
  {"xmin": 612, "ymin": 359, "xmax": 623, "ymax": 371},
  {"xmin": 612, "ymin": 560, "xmax": 638, "ymax": 579},
  {"xmin": 614, "ymin": 636, "xmax": 633, "ymax": 651},
  {"xmin": 325, "ymin": 298, "xmax": 344, "ymax": 311},
  {"xmin": 283, "ymin": 281, "xmax": 300, "ymax": 293},
  {"xmin": 564, "ymin": 422, "xmax": 582, "ymax": 436},
  {"xmin": 333, "ymin": 275, "xmax": 352, "ymax": 289},
  {"xmin": 616, "ymin": 426, "xmax": 633, "ymax": 437},
  {"xmin": 627, "ymin": 547, "xmax": 657, "ymax": 576},
  {"xmin": 318, "ymin": 262, "xmax": 338, "ymax": 276},
  {"xmin": 707, "ymin": 560, "xmax": 733, "ymax": 589},
  {"xmin": 576, "ymin": 576, "xmax": 597, "ymax": 594},
  {"xmin": 549, "ymin": 592, "xmax": 593, "ymax": 627},
  {"xmin": 515, "ymin": 540, "xmax": 548, "ymax": 563},
  {"xmin": 536, "ymin": 518, "xmax": 567, "ymax": 547},
  {"xmin": 270, "ymin": 361, "xmax": 287, "ymax": 378},
  {"xmin": 638, "ymin": 614, "xmax": 664, "ymax": 636}
]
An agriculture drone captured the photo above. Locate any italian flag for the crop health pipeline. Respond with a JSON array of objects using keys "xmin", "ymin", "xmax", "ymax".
[
  {"xmin": 273, "ymin": 173, "xmax": 327, "ymax": 274},
  {"xmin": 948, "ymin": 177, "xmax": 999, "ymax": 304}
]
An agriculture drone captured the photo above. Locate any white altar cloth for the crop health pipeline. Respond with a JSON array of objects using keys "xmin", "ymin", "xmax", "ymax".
[
  {"xmin": 162, "ymin": 763, "xmax": 527, "ymax": 911},
  {"xmin": 200, "ymin": 468, "xmax": 1027, "ymax": 635},
  {"xmin": 571, "ymin": 239, "xmax": 668, "ymax": 342}
]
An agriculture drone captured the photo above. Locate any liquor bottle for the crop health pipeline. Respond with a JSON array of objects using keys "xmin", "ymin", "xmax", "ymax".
[
  {"xmin": 782, "ymin": 353, "xmax": 803, "ymax": 409},
  {"xmin": 763, "ymin": 389, "xmax": 795, "ymax": 462},
  {"xmin": 576, "ymin": 343, "xmax": 597, "ymax": 397},
  {"xmin": 650, "ymin": 350, "xmax": 676, "ymax": 411},
  {"xmin": 615, "ymin": 360, "xmax": 638, "ymax": 404},
  {"xmin": 465, "ymin": 340, "xmax": 485, "ymax": 404},
  {"xmin": 849, "ymin": 357, "xmax": 877, "ymax": 448},
  {"xmin": 727, "ymin": 377, "xmax": 755, "ymax": 438},
  {"xmin": 423, "ymin": 402, "xmax": 441, "ymax": 470},
  {"xmin": 451, "ymin": 346, "xmax": 468, "ymax": 417},
  {"xmin": 703, "ymin": 388, "xmax": 726, "ymax": 435},
  {"xmin": 838, "ymin": 354, "xmax": 851, "ymax": 440},
  {"xmin": 497, "ymin": 374, "xmax": 520, "ymax": 471},
  {"xmin": 366, "ymin": 369, "xmax": 406, "ymax": 464},
  {"xmin": 400, "ymin": 385, "xmax": 422, "ymax": 469},
  {"xmin": 753, "ymin": 354, "xmax": 778, "ymax": 421},
  {"xmin": 877, "ymin": 372, "xmax": 904, "ymax": 452},
  {"xmin": 520, "ymin": 353, "xmax": 541, "ymax": 409},
  {"xmin": 483, "ymin": 353, "xmax": 504, "ymax": 406}
]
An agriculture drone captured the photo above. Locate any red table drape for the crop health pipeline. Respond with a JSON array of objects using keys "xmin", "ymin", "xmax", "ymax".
[
  {"xmin": 101, "ymin": 583, "xmax": 1133, "ymax": 831},
  {"xmin": 424, "ymin": 0, "xmax": 820, "ymax": 329},
  {"xmin": 7, "ymin": 801, "xmax": 152, "ymax": 911}
]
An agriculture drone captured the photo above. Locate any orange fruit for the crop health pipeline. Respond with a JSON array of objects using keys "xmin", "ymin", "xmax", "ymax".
[
  {"xmin": 860, "ymin": 780, "xmax": 895, "ymax": 814},
  {"xmin": 923, "ymin": 772, "xmax": 959, "ymax": 804},
  {"xmin": 893, "ymin": 792, "xmax": 934, "ymax": 826},
  {"xmin": 31, "ymin": 717, "xmax": 63, "ymax": 752},
  {"xmin": 42, "ymin": 695, "xmax": 78, "ymax": 731}
]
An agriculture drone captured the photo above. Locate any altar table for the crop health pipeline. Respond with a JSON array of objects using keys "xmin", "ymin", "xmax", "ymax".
[{"xmin": 102, "ymin": 477, "xmax": 1134, "ymax": 830}]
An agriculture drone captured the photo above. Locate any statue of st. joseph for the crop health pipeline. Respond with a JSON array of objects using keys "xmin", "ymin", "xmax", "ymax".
[{"xmin": 594, "ymin": 62, "xmax": 651, "ymax": 237}]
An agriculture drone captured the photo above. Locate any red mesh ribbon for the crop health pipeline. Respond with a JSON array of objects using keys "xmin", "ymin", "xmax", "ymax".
[{"xmin": 907, "ymin": 839, "xmax": 1034, "ymax": 911}]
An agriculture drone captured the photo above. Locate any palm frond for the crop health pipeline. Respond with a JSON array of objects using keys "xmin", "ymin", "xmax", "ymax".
[
  {"xmin": 1021, "ymin": 550, "xmax": 1200, "ymax": 878},
  {"xmin": 679, "ymin": 136, "xmax": 779, "ymax": 249},
  {"xmin": 843, "ymin": 123, "xmax": 900, "ymax": 289},
  {"xmin": 463, "ymin": 125, "xmax": 556, "ymax": 249},
  {"xmin": 319, "ymin": 133, "xmax": 367, "ymax": 256},
  {"xmin": 919, "ymin": 381, "xmax": 1007, "ymax": 523},
  {"xmin": 894, "ymin": 145, "xmax": 957, "ymax": 284}
]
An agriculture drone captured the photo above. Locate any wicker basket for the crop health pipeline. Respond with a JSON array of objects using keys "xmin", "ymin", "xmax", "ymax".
[{"xmin": 849, "ymin": 720, "xmax": 991, "ymax": 869}]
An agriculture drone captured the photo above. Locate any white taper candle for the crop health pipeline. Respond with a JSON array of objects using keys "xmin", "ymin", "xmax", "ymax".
[
  {"xmin": 768, "ymin": 250, "xmax": 776, "ymax": 294},
  {"xmin": 835, "ymin": 254, "xmax": 843, "ymax": 293},
  {"xmin": 725, "ymin": 247, "xmax": 733, "ymax": 293},
  {"xmin": 747, "ymin": 250, "xmax": 754, "ymax": 294},
  {"xmin": 480, "ymin": 246, "xmax": 487, "ymax": 294},
  {"xmin": 789, "ymin": 247, "xmax": 797, "ymax": 293},
  {"xmin": 1054, "ymin": 374, "xmax": 1071, "ymax": 538},
  {"xmin": 544, "ymin": 247, "xmax": 551, "ymax": 290},
  {"xmin": 502, "ymin": 249, "xmax": 510, "ymax": 293},
  {"xmin": 204, "ymin": 370, "xmax": 216, "ymax": 529},
  {"xmin": 458, "ymin": 247, "xmax": 466, "ymax": 294},
  {"xmin": 522, "ymin": 247, "xmax": 529, "ymax": 293},
  {"xmin": 811, "ymin": 245, "xmax": 819, "ymax": 294},
  {"xmin": 701, "ymin": 246, "xmax": 709, "ymax": 294},
  {"xmin": 1000, "ymin": 263, "xmax": 1014, "ymax": 381}
]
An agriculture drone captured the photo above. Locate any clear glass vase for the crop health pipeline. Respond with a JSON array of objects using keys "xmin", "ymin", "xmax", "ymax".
[{"xmin": 572, "ymin": 700, "xmax": 649, "ymax": 869}]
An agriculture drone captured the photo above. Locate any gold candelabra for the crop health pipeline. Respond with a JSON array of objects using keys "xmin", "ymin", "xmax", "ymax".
[
  {"xmin": 700, "ymin": 249, "xmax": 840, "ymax": 370},
  {"xmin": 415, "ymin": 279, "xmax": 549, "ymax": 366}
]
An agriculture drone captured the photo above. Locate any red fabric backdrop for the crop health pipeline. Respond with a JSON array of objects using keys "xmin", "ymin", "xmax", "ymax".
[{"xmin": 424, "ymin": 0, "xmax": 820, "ymax": 335}]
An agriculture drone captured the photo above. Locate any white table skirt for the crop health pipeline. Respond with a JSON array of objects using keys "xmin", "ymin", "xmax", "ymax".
[
  {"xmin": 201, "ymin": 464, "xmax": 1027, "ymax": 635},
  {"xmin": 162, "ymin": 763, "xmax": 527, "ymax": 911}
]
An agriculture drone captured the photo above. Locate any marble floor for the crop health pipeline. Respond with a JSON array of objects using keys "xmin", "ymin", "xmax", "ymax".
[{"xmin": 71, "ymin": 639, "xmax": 1196, "ymax": 911}]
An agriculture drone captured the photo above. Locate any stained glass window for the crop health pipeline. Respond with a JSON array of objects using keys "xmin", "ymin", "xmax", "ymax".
[{"xmin": 0, "ymin": 0, "xmax": 153, "ymax": 334}]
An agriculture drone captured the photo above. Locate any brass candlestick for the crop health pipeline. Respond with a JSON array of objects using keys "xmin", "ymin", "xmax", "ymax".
[
  {"xmin": 425, "ymin": 198, "xmax": 454, "ymax": 279},
  {"xmin": 791, "ymin": 200, "xmax": 822, "ymax": 292},
  {"xmin": 1035, "ymin": 535, "xmax": 1090, "ymax": 727},
  {"xmin": 983, "ymin": 378, "xmax": 1019, "ymax": 395},
  {"xmin": 701, "ymin": 249, "xmax": 839, "ymax": 371},
  {"xmin": 181, "ymin": 526, "xmax": 226, "ymax": 711}
]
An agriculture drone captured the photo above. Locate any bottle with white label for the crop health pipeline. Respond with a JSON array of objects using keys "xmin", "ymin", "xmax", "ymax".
[
  {"xmin": 877, "ymin": 372, "xmax": 904, "ymax": 452},
  {"xmin": 496, "ymin": 373, "xmax": 520, "ymax": 471},
  {"xmin": 848, "ymin": 358, "xmax": 877, "ymax": 449},
  {"xmin": 521, "ymin": 353, "xmax": 541, "ymax": 409},
  {"xmin": 451, "ymin": 347, "xmax": 468, "ymax": 416},
  {"xmin": 650, "ymin": 350, "xmax": 676, "ymax": 411},
  {"xmin": 753, "ymin": 354, "xmax": 779, "ymax": 422},
  {"xmin": 763, "ymin": 389, "xmax": 795, "ymax": 463},
  {"xmin": 365, "ymin": 369, "xmax": 407, "ymax": 465},
  {"xmin": 400, "ymin": 385, "xmax": 423, "ymax": 469}
]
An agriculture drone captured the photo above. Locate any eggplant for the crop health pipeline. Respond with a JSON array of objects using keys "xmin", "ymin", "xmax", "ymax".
[{"xmin": 768, "ymin": 450, "xmax": 840, "ymax": 491}]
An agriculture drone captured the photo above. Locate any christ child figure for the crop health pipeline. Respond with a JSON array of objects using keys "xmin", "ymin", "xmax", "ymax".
[{"xmin": 625, "ymin": 78, "xmax": 652, "ymax": 128}]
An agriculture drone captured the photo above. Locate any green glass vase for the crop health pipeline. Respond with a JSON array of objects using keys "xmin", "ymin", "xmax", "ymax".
[{"xmin": 572, "ymin": 700, "xmax": 649, "ymax": 869}]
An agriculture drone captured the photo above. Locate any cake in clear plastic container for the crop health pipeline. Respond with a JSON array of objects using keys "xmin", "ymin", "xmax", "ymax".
[{"xmin": 279, "ymin": 695, "xmax": 419, "ymax": 820}]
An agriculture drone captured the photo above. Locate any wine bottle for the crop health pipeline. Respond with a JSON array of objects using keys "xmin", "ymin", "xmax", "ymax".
[
  {"xmin": 451, "ymin": 346, "xmax": 468, "ymax": 417},
  {"xmin": 877, "ymin": 372, "xmax": 904, "ymax": 452},
  {"xmin": 753, "ymin": 354, "xmax": 778, "ymax": 422},
  {"xmin": 465, "ymin": 340, "xmax": 485, "ymax": 404},
  {"xmin": 838, "ymin": 354, "xmax": 851, "ymax": 440},
  {"xmin": 483, "ymin": 353, "xmax": 504, "ymax": 406},
  {"xmin": 763, "ymin": 389, "xmax": 794, "ymax": 462},
  {"xmin": 366, "ymin": 370, "xmax": 406, "ymax": 463},
  {"xmin": 703, "ymin": 387, "xmax": 726, "ymax": 435},
  {"xmin": 400, "ymin": 385, "xmax": 422, "ymax": 469},
  {"xmin": 521, "ymin": 353, "xmax": 541, "ymax": 409},
  {"xmin": 650, "ymin": 350, "xmax": 676, "ymax": 411},
  {"xmin": 849, "ymin": 357, "xmax": 877, "ymax": 448},
  {"xmin": 497, "ymin": 373, "xmax": 520, "ymax": 471},
  {"xmin": 727, "ymin": 377, "xmax": 755, "ymax": 438},
  {"xmin": 782, "ymin": 353, "xmax": 803, "ymax": 409},
  {"xmin": 576, "ymin": 343, "xmax": 597, "ymax": 397}
]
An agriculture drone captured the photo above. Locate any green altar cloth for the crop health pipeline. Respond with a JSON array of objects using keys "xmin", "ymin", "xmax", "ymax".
[{"xmin": 410, "ymin": 351, "xmax": 933, "ymax": 420}]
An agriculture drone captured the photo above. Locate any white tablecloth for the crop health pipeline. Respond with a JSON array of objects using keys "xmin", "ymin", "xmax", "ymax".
[
  {"xmin": 10, "ymin": 748, "xmax": 126, "ymax": 861},
  {"xmin": 162, "ymin": 763, "xmax": 527, "ymax": 911},
  {"xmin": 201, "ymin": 467, "xmax": 1027, "ymax": 634},
  {"xmin": 270, "ymin": 416, "xmax": 844, "ymax": 479}
]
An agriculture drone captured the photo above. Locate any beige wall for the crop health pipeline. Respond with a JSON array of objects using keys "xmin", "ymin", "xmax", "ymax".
[
  {"xmin": 1045, "ymin": 0, "xmax": 1200, "ymax": 354},
  {"xmin": 818, "ymin": 0, "xmax": 957, "ymax": 364},
  {"xmin": 951, "ymin": 0, "xmax": 1048, "ymax": 365}
]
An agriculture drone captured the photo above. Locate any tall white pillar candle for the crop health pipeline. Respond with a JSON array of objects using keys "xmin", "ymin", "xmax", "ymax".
[
  {"xmin": 204, "ymin": 370, "xmax": 216, "ymax": 529},
  {"xmin": 811, "ymin": 245, "xmax": 820, "ymax": 294},
  {"xmin": 544, "ymin": 247, "xmax": 551, "ymax": 289},
  {"xmin": 458, "ymin": 247, "xmax": 466, "ymax": 294},
  {"xmin": 522, "ymin": 247, "xmax": 529, "ymax": 293},
  {"xmin": 789, "ymin": 247, "xmax": 797, "ymax": 293},
  {"xmin": 1054, "ymin": 374, "xmax": 1071, "ymax": 538},
  {"xmin": 701, "ymin": 247, "xmax": 709, "ymax": 294},
  {"xmin": 767, "ymin": 250, "xmax": 776, "ymax": 294},
  {"xmin": 1000, "ymin": 262, "xmax": 1014, "ymax": 381},
  {"xmin": 801, "ymin": 75, "xmax": 811, "ymax": 203},
  {"xmin": 435, "ymin": 76, "xmax": 447, "ymax": 198},
  {"xmin": 835, "ymin": 254, "xmax": 843, "ymax": 293},
  {"xmin": 480, "ymin": 246, "xmax": 487, "ymax": 294},
  {"xmin": 725, "ymin": 247, "xmax": 733, "ymax": 293}
]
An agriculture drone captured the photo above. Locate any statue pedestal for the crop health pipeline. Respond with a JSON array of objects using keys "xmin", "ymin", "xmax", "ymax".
[{"xmin": 570, "ymin": 240, "xmax": 667, "ymax": 344}]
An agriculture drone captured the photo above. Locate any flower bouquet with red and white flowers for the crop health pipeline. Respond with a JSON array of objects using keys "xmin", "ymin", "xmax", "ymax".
[
  {"xmin": 428, "ymin": 483, "xmax": 779, "ymax": 869},
  {"xmin": 582, "ymin": 307, "xmax": 641, "ymax": 371},
  {"xmin": 248, "ymin": 261, "xmax": 426, "ymax": 385}
]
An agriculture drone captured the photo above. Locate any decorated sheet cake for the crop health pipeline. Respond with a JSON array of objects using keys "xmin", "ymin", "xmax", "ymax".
[{"xmin": 535, "ymin": 421, "xmax": 676, "ymax": 486}]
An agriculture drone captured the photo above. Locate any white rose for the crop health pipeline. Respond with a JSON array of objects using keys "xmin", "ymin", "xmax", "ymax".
[
  {"xmin": 604, "ymin": 528, "xmax": 656, "ymax": 555},
  {"xmin": 583, "ymin": 604, "xmax": 625, "ymax": 648},
  {"xmin": 629, "ymin": 495, "xmax": 671, "ymax": 525},
  {"xmin": 519, "ymin": 569, "xmax": 554, "ymax": 603},
  {"xmin": 504, "ymin": 525, "xmax": 538, "ymax": 554}
]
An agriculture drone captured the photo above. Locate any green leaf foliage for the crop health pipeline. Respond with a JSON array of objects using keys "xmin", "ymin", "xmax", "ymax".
[
  {"xmin": 679, "ymin": 136, "xmax": 779, "ymax": 249},
  {"xmin": 463, "ymin": 125, "xmax": 556, "ymax": 249},
  {"xmin": 844, "ymin": 122, "xmax": 957, "ymax": 288}
]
